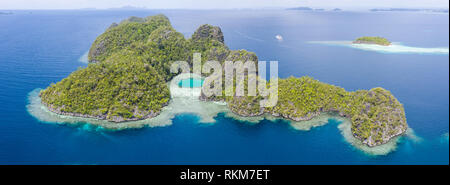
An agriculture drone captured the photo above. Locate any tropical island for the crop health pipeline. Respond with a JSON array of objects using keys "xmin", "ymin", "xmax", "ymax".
[
  {"xmin": 0, "ymin": 11, "xmax": 13, "ymax": 15},
  {"xmin": 370, "ymin": 8, "xmax": 449, "ymax": 13},
  {"xmin": 38, "ymin": 14, "xmax": 408, "ymax": 147},
  {"xmin": 353, "ymin": 36, "xmax": 391, "ymax": 46},
  {"xmin": 286, "ymin": 7, "xmax": 313, "ymax": 11}
]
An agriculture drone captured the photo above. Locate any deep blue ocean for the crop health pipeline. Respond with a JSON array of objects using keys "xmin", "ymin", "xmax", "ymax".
[{"xmin": 0, "ymin": 9, "xmax": 448, "ymax": 164}]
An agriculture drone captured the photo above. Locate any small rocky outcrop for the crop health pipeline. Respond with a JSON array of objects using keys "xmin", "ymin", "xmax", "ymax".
[
  {"xmin": 350, "ymin": 88, "xmax": 407, "ymax": 146},
  {"xmin": 192, "ymin": 24, "xmax": 225, "ymax": 44}
]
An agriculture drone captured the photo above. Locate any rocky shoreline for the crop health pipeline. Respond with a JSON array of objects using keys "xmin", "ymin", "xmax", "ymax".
[
  {"xmin": 40, "ymin": 94, "xmax": 165, "ymax": 123},
  {"xmin": 224, "ymin": 96, "xmax": 406, "ymax": 147},
  {"xmin": 352, "ymin": 40, "xmax": 391, "ymax": 46},
  {"xmin": 40, "ymin": 85, "xmax": 406, "ymax": 148}
]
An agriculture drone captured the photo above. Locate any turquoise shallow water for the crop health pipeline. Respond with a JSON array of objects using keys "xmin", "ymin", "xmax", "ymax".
[
  {"xmin": 178, "ymin": 78, "xmax": 204, "ymax": 88},
  {"xmin": 0, "ymin": 10, "xmax": 448, "ymax": 164}
]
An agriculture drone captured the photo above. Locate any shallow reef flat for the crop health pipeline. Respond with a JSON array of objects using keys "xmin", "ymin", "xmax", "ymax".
[
  {"xmin": 442, "ymin": 133, "xmax": 449, "ymax": 143},
  {"xmin": 308, "ymin": 41, "xmax": 449, "ymax": 54},
  {"xmin": 225, "ymin": 111, "xmax": 336, "ymax": 131}
]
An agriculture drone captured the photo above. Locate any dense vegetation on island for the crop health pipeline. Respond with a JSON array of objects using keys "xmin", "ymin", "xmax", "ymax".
[
  {"xmin": 88, "ymin": 15, "xmax": 173, "ymax": 63},
  {"xmin": 353, "ymin": 36, "xmax": 391, "ymax": 46},
  {"xmin": 40, "ymin": 51, "xmax": 170, "ymax": 122},
  {"xmin": 40, "ymin": 14, "xmax": 407, "ymax": 146},
  {"xmin": 41, "ymin": 14, "xmax": 255, "ymax": 122},
  {"xmin": 227, "ymin": 77, "xmax": 407, "ymax": 146}
]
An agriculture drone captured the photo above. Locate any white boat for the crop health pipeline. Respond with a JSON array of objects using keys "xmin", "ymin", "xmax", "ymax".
[{"xmin": 275, "ymin": 34, "xmax": 283, "ymax": 41}]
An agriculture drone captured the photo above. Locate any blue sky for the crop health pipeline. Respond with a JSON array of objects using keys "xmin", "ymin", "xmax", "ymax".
[{"xmin": 1, "ymin": 0, "xmax": 448, "ymax": 10}]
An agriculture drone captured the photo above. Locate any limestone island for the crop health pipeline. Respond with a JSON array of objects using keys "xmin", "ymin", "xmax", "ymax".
[
  {"xmin": 38, "ymin": 14, "xmax": 408, "ymax": 147},
  {"xmin": 0, "ymin": 11, "xmax": 13, "ymax": 15},
  {"xmin": 353, "ymin": 36, "xmax": 391, "ymax": 46}
]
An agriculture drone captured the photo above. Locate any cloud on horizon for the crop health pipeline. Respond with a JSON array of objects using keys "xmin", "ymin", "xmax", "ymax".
[{"xmin": 0, "ymin": 0, "xmax": 448, "ymax": 10}]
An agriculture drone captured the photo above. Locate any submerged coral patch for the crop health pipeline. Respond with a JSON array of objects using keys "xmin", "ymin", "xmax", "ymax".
[
  {"xmin": 442, "ymin": 133, "xmax": 449, "ymax": 144},
  {"xmin": 289, "ymin": 112, "xmax": 339, "ymax": 131}
]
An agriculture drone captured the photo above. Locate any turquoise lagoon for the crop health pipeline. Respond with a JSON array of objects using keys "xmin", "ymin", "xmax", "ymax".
[{"xmin": 178, "ymin": 78, "xmax": 204, "ymax": 88}]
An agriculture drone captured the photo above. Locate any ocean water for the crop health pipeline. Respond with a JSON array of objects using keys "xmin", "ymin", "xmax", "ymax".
[{"xmin": 0, "ymin": 10, "xmax": 448, "ymax": 164}]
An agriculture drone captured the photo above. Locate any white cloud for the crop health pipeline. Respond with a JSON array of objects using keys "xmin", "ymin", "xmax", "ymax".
[{"xmin": 0, "ymin": 0, "xmax": 448, "ymax": 10}]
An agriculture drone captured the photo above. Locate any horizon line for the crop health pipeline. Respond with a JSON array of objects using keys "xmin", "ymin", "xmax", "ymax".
[{"xmin": 1, "ymin": 5, "xmax": 449, "ymax": 11}]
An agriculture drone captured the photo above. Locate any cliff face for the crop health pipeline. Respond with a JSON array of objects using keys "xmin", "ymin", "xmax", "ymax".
[
  {"xmin": 88, "ymin": 14, "xmax": 172, "ymax": 63},
  {"xmin": 191, "ymin": 24, "xmax": 225, "ymax": 44}
]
